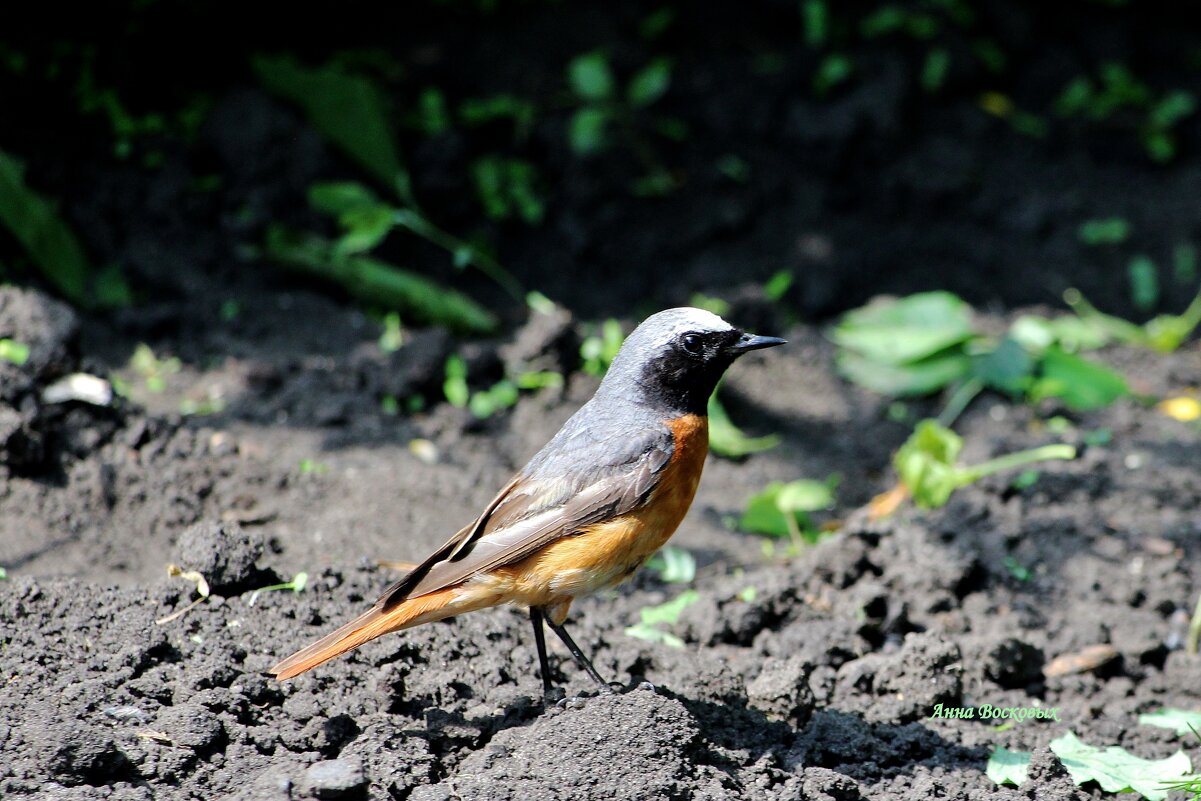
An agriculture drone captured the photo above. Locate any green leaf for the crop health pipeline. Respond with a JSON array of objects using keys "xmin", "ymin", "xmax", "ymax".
[
  {"xmin": 764, "ymin": 270, "xmax": 793, "ymax": 301},
  {"xmin": 624, "ymin": 622, "xmax": 685, "ymax": 648},
  {"xmin": 894, "ymin": 420, "xmax": 964, "ymax": 509},
  {"xmin": 0, "ymin": 149, "xmax": 90, "ymax": 304},
  {"xmin": 1138, "ymin": 708, "xmax": 1201, "ymax": 736},
  {"xmin": 1149, "ymin": 91, "xmax": 1196, "ymax": 129},
  {"xmin": 896, "ymin": 419, "xmax": 1075, "ymax": 509},
  {"xmin": 813, "ymin": 53, "xmax": 853, "ymax": 95},
  {"xmin": 265, "ymin": 227, "xmax": 496, "ymax": 333},
  {"xmin": 569, "ymin": 107, "xmax": 611, "ymax": 154},
  {"xmin": 580, "ymin": 318, "xmax": 625, "ymax": 375},
  {"xmin": 646, "ymin": 545, "xmax": 696, "ymax": 584},
  {"xmin": 921, "ymin": 47, "xmax": 950, "ymax": 93},
  {"xmin": 1050, "ymin": 731, "xmax": 1192, "ymax": 801},
  {"xmin": 639, "ymin": 590, "xmax": 699, "ymax": 626},
  {"xmin": 336, "ymin": 205, "xmax": 397, "ymax": 255},
  {"xmin": 708, "ymin": 392, "xmax": 780, "ymax": 458},
  {"xmin": 625, "ymin": 589, "xmax": 699, "ymax": 649},
  {"xmin": 627, "ymin": 58, "xmax": 672, "ymax": 108},
  {"xmin": 469, "ymin": 380, "xmax": 519, "ymax": 418},
  {"xmin": 1128, "ymin": 255, "xmax": 1160, "ymax": 311},
  {"xmin": 568, "ymin": 51, "xmax": 615, "ymax": 101},
  {"xmin": 253, "ymin": 56, "xmax": 406, "ymax": 198},
  {"xmin": 836, "ymin": 349, "xmax": 971, "ymax": 396},
  {"xmin": 777, "ymin": 479, "xmax": 837, "ymax": 514},
  {"xmin": 739, "ymin": 479, "xmax": 834, "ymax": 539},
  {"xmin": 972, "ymin": 337, "xmax": 1035, "ymax": 393},
  {"xmin": 308, "ymin": 181, "xmax": 383, "ymax": 216},
  {"xmin": 1009, "ymin": 314, "xmax": 1111, "ymax": 354},
  {"xmin": 986, "ymin": 747, "xmax": 1031, "ymax": 787},
  {"xmin": 1033, "ymin": 347, "xmax": 1129, "ymax": 411},
  {"xmin": 833, "ymin": 292, "xmax": 974, "ymax": 365},
  {"xmin": 0, "ymin": 339, "xmax": 30, "ymax": 365},
  {"xmin": 802, "ymin": 0, "xmax": 828, "ymax": 48},
  {"xmin": 1077, "ymin": 217, "xmax": 1130, "ymax": 246},
  {"xmin": 443, "ymin": 355, "xmax": 469, "ymax": 408}
]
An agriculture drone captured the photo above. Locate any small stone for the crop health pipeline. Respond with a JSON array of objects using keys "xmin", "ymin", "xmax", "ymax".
[
  {"xmin": 303, "ymin": 757, "xmax": 367, "ymax": 799},
  {"xmin": 103, "ymin": 705, "xmax": 149, "ymax": 723}
]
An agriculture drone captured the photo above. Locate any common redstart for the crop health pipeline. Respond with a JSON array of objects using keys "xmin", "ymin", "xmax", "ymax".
[{"xmin": 270, "ymin": 307, "xmax": 785, "ymax": 696}]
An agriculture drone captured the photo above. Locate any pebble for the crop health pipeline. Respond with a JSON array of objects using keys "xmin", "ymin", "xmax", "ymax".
[{"xmin": 303, "ymin": 757, "xmax": 367, "ymax": 799}]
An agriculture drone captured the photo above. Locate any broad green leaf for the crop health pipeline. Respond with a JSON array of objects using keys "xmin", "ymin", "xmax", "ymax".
[
  {"xmin": 646, "ymin": 545, "xmax": 696, "ymax": 584},
  {"xmin": 627, "ymin": 58, "xmax": 672, "ymax": 108},
  {"xmin": 1050, "ymin": 731, "xmax": 1191, "ymax": 801},
  {"xmin": 739, "ymin": 479, "xmax": 833, "ymax": 539},
  {"xmin": 265, "ymin": 227, "xmax": 495, "ymax": 333},
  {"xmin": 1138, "ymin": 708, "xmax": 1201, "ymax": 736},
  {"xmin": 254, "ymin": 56, "xmax": 406, "ymax": 197},
  {"xmin": 568, "ymin": 51, "xmax": 615, "ymax": 101},
  {"xmin": 832, "ymin": 291, "xmax": 974, "ymax": 365},
  {"xmin": 836, "ymin": 349, "xmax": 971, "ymax": 396},
  {"xmin": 1033, "ymin": 347, "xmax": 1129, "ymax": 411},
  {"xmin": 986, "ymin": 747, "xmax": 1031, "ymax": 787},
  {"xmin": 708, "ymin": 393, "xmax": 780, "ymax": 458},
  {"xmin": 0, "ymin": 149, "xmax": 89, "ymax": 304},
  {"xmin": 972, "ymin": 337, "xmax": 1034, "ymax": 393},
  {"xmin": 777, "ymin": 479, "xmax": 836, "ymax": 514}
]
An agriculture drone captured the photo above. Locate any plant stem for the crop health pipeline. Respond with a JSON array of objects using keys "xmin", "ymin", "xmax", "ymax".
[
  {"xmin": 1188, "ymin": 592, "xmax": 1201, "ymax": 655},
  {"xmin": 959, "ymin": 444, "xmax": 1077, "ymax": 485},
  {"xmin": 938, "ymin": 377, "xmax": 983, "ymax": 428},
  {"xmin": 393, "ymin": 210, "xmax": 523, "ymax": 300}
]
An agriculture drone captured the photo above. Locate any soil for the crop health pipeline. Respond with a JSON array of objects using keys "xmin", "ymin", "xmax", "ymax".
[{"xmin": 3, "ymin": 2, "xmax": 1201, "ymax": 799}]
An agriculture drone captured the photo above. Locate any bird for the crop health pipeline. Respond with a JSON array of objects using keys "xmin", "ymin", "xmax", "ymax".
[{"xmin": 269, "ymin": 307, "xmax": 785, "ymax": 697}]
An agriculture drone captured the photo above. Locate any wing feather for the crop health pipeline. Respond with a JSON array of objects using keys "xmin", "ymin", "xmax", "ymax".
[{"xmin": 378, "ymin": 423, "xmax": 672, "ymax": 609}]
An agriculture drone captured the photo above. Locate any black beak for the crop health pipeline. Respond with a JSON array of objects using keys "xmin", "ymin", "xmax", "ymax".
[{"xmin": 727, "ymin": 332, "xmax": 787, "ymax": 354}]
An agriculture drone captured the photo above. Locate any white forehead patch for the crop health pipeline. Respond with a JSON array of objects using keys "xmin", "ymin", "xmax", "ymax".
[{"xmin": 657, "ymin": 306, "xmax": 733, "ymax": 337}]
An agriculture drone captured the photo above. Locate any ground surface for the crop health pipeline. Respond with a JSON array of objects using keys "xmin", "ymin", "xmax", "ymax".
[
  {"xmin": 3, "ymin": 2, "xmax": 1201, "ymax": 798},
  {"xmin": 1, "ymin": 283, "xmax": 1200, "ymax": 800}
]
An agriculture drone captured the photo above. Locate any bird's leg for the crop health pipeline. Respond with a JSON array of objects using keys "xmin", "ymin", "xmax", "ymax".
[
  {"xmin": 545, "ymin": 616, "xmax": 613, "ymax": 694},
  {"xmin": 529, "ymin": 607, "xmax": 558, "ymax": 701}
]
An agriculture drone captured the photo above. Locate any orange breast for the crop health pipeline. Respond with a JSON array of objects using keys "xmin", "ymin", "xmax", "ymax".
[{"xmin": 473, "ymin": 414, "xmax": 710, "ymax": 608}]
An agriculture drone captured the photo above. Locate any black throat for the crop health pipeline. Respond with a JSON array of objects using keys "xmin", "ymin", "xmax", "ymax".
[{"xmin": 636, "ymin": 334, "xmax": 741, "ymax": 417}]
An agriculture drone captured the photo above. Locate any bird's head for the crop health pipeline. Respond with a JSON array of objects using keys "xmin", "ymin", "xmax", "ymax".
[{"xmin": 598, "ymin": 307, "xmax": 786, "ymax": 415}]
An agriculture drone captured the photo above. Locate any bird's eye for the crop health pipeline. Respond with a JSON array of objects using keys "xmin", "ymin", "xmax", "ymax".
[{"xmin": 680, "ymin": 333, "xmax": 704, "ymax": 356}]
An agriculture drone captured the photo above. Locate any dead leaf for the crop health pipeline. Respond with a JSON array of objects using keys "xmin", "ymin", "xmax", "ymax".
[{"xmin": 1043, "ymin": 644, "xmax": 1119, "ymax": 678}]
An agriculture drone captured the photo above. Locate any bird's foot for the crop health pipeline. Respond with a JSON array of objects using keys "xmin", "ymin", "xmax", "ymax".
[{"xmin": 542, "ymin": 686, "xmax": 566, "ymax": 706}]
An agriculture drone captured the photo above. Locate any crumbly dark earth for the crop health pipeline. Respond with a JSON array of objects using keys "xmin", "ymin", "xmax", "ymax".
[
  {"xmin": 1, "ymin": 282, "xmax": 1199, "ymax": 800},
  {"xmin": 4, "ymin": 2, "xmax": 1201, "ymax": 797}
]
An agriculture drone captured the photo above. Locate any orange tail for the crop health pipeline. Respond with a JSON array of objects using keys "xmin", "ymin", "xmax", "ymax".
[{"xmin": 269, "ymin": 586, "xmax": 461, "ymax": 681}]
